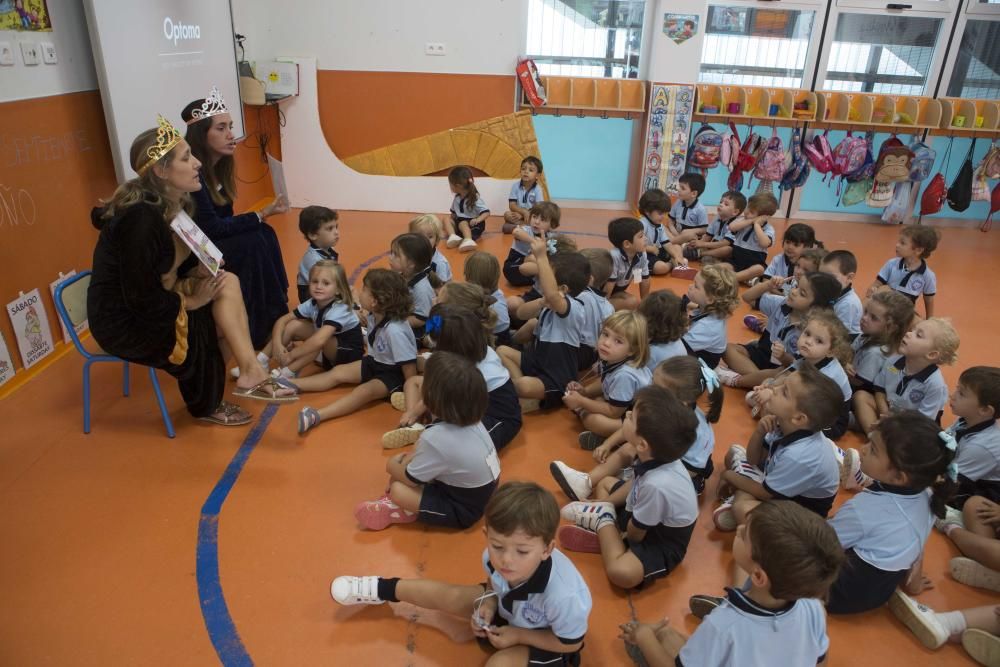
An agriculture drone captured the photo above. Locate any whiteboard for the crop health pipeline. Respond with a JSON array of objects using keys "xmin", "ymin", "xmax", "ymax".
[{"xmin": 84, "ymin": 0, "xmax": 245, "ymax": 182}]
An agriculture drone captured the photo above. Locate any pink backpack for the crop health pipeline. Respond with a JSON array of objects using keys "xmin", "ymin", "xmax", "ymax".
[
  {"xmin": 721, "ymin": 122, "xmax": 741, "ymax": 172},
  {"xmin": 804, "ymin": 130, "xmax": 834, "ymax": 181},
  {"xmin": 831, "ymin": 132, "xmax": 869, "ymax": 194},
  {"xmin": 753, "ymin": 129, "xmax": 786, "ymax": 183}
]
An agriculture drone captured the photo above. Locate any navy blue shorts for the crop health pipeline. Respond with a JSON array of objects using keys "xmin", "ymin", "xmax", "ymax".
[
  {"xmin": 731, "ymin": 246, "xmax": 768, "ymax": 273},
  {"xmin": 826, "ymin": 548, "xmax": 907, "ymax": 614},
  {"xmin": 360, "ymin": 356, "xmax": 406, "ymax": 394},
  {"xmin": 418, "ymin": 480, "xmax": 496, "ymax": 529}
]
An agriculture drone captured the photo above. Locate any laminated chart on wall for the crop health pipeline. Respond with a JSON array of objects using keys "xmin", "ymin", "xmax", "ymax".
[
  {"xmin": 640, "ymin": 84, "xmax": 695, "ymax": 195},
  {"xmin": 6, "ymin": 288, "xmax": 54, "ymax": 370},
  {"xmin": 0, "ymin": 331, "xmax": 14, "ymax": 387}
]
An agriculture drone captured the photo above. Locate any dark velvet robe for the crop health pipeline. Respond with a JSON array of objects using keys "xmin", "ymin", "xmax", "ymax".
[
  {"xmin": 190, "ymin": 175, "xmax": 289, "ymax": 348},
  {"xmin": 88, "ymin": 202, "xmax": 224, "ymax": 417}
]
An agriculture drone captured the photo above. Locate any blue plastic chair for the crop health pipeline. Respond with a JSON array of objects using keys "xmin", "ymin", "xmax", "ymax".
[{"xmin": 54, "ymin": 271, "xmax": 176, "ymax": 438}]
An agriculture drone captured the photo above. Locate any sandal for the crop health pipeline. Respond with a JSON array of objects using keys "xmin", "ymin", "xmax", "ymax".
[
  {"xmin": 232, "ymin": 376, "xmax": 300, "ymax": 403},
  {"xmin": 199, "ymin": 401, "xmax": 253, "ymax": 426}
]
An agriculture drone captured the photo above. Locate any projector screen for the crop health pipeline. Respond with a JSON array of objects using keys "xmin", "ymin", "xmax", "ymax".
[{"xmin": 84, "ymin": 0, "xmax": 245, "ymax": 182}]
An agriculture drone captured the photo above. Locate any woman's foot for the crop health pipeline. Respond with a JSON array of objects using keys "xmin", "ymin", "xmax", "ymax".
[{"xmin": 199, "ymin": 401, "xmax": 253, "ymax": 426}]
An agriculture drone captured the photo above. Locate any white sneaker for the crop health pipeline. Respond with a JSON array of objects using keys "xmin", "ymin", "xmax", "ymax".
[
  {"xmin": 549, "ymin": 461, "xmax": 593, "ymax": 501},
  {"xmin": 560, "ymin": 501, "xmax": 616, "ymax": 531},
  {"xmin": 725, "ymin": 444, "xmax": 747, "ymax": 471},
  {"xmin": 459, "ymin": 238, "xmax": 477, "ymax": 253},
  {"xmin": 934, "ymin": 505, "xmax": 965, "ymax": 534},
  {"xmin": 888, "ymin": 589, "xmax": 950, "ymax": 649},
  {"xmin": 390, "ymin": 392, "xmax": 407, "ymax": 412},
  {"xmin": 330, "ymin": 576, "xmax": 384, "ymax": 605},
  {"xmin": 963, "ymin": 628, "xmax": 1000, "ymax": 667},
  {"xmin": 950, "ymin": 556, "xmax": 1000, "ymax": 593},
  {"xmin": 713, "ymin": 499, "xmax": 738, "ymax": 532},
  {"xmin": 381, "ymin": 424, "xmax": 424, "ymax": 449},
  {"xmin": 840, "ymin": 447, "xmax": 859, "ymax": 490},
  {"xmin": 446, "ymin": 234, "xmax": 463, "ymax": 248},
  {"xmin": 714, "ymin": 366, "xmax": 741, "ymax": 387}
]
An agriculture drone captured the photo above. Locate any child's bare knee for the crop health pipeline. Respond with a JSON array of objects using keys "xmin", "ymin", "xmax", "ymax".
[{"xmin": 607, "ymin": 562, "xmax": 643, "ymax": 590}]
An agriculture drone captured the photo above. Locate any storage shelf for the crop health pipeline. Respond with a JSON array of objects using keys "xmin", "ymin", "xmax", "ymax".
[
  {"xmin": 696, "ymin": 84, "xmax": 818, "ymax": 123},
  {"xmin": 816, "ymin": 91, "xmax": 941, "ymax": 131},
  {"xmin": 522, "ymin": 76, "xmax": 647, "ymax": 113},
  {"xmin": 936, "ymin": 98, "xmax": 1000, "ymax": 134}
]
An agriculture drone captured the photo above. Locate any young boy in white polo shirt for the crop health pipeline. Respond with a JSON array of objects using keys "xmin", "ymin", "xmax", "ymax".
[
  {"xmin": 621, "ymin": 500, "xmax": 843, "ymax": 667},
  {"xmin": 947, "ymin": 366, "xmax": 1000, "ymax": 506},
  {"xmin": 331, "ymin": 481, "xmax": 592, "ymax": 666},
  {"xmin": 820, "ymin": 249, "xmax": 863, "ymax": 338},
  {"xmin": 869, "ymin": 225, "xmax": 941, "ymax": 318},
  {"xmin": 557, "ymin": 385, "xmax": 700, "ymax": 590}
]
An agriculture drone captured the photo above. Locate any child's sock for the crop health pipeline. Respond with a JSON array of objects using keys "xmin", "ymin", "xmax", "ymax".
[
  {"xmin": 377, "ymin": 577, "xmax": 400, "ymax": 603},
  {"xmin": 256, "ymin": 351, "xmax": 269, "ymax": 365},
  {"xmin": 276, "ymin": 366, "xmax": 297, "ymax": 379},
  {"xmin": 935, "ymin": 610, "xmax": 968, "ymax": 638}
]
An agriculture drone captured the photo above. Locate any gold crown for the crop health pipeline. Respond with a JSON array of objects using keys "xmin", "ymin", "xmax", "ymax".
[
  {"xmin": 186, "ymin": 86, "xmax": 229, "ymax": 124},
  {"xmin": 137, "ymin": 115, "xmax": 183, "ymax": 175}
]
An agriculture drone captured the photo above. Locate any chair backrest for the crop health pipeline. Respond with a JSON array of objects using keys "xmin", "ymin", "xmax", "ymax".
[{"xmin": 54, "ymin": 270, "xmax": 91, "ymax": 352}]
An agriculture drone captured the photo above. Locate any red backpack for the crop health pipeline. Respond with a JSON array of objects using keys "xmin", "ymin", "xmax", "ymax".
[
  {"xmin": 804, "ymin": 130, "xmax": 834, "ymax": 181},
  {"xmin": 983, "ymin": 182, "xmax": 1000, "ymax": 232},
  {"xmin": 918, "ymin": 173, "xmax": 947, "ymax": 222}
]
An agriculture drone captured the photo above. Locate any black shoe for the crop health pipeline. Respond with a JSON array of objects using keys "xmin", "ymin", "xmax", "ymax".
[
  {"xmin": 689, "ymin": 594, "xmax": 724, "ymax": 620},
  {"xmin": 578, "ymin": 431, "xmax": 602, "ymax": 451}
]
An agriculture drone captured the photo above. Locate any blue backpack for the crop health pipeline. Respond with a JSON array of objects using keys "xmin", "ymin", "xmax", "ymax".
[{"xmin": 780, "ymin": 126, "xmax": 810, "ymax": 191}]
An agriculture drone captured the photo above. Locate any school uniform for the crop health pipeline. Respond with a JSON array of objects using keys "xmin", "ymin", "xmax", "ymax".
[
  {"xmin": 827, "ymin": 482, "xmax": 933, "ymax": 614},
  {"xmin": 478, "ymin": 347, "xmax": 522, "ymax": 452},
  {"xmin": 833, "ymin": 285, "xmax": 863, "ymax": 337},
  {"xmin": 483, "ymin": 547, "xmax": 591, "ymax": 667},
  {"xmin": 949, "ymin": 418, "xmax": 1000, "ymax": 505},
  {"xmin": 875, "ymin": 258, "xmax": 937, "ymax": 303},
  {"xmin": 743, "ymin": 293, "xmax": 797, "ymax": 370},
  {"xmin": 677, "ymin": 584, "xmax": 829, "ymax": 667},
  {"xmin": 362, "ymin": 314, "xmax": 417, "ymax": 394},
  {"xmin": 646, "ymin": 339, "xmax": 688, "ymax": 373},
  {"xmin": 451, "ymin": 194, "xmax": 490, "ymax": 240},
  {"xmin": 576, "ymin": 287, "xmax": 614, "ymax": 370},
  {"xmin": 607, "ymin": 249, "xmax": 649, "ymax": 295},
  {"xmin": 296, "ymin": 243, "xmax": 339, "ymax": 303},
  {"xmin": 669, "ymin": 198, "xmax": 708, "ymax": 232},
  {"xmin": 761, "ymin": 429, "xmax": 840, "ymax": 517},
  {"xmin": 791, "ymin": 356, "xmax": 851, "ymax": 440},
  {"xmin": 681, "ymin": 407, "xmax": 716, "ymax": 494},
  {"xmin": 850, "ymin": 335, "xmax": 891, "ymax": 394},
  {"xmin": 619, "ymin": 458, "xmax": 698, "ymax": 583},
  {"xmin": 682, "ymin": 309, "xmax": 728, "ymax": 369},
  {"xmin": 407, "ymin": 267, "xmax": 436, "ymax": 333},
  {"xmin": 491, "ymin": 288, "xmax": 512, "ymax": 347},
  {"xmin": 705, "ymin": 215, "xmax": 735, "ymax": 243},
  {"xmin": 291, "ymin": 298, "xmax": 363, "ymax": 367},
  {"xmin": 600, "ymin": 360, "xmax": 652, "ymax": 409},
  {"xmin": 405, "ymin": 421, "xmax": 500, "ymax": 528},
  {"xmin": 521, "ymin": 295, "xmax": 585, "ymax": 408},
  {"xmin": 508, "ymin": 180, "xmax": 544, "ymax": 211},
  {"xmin": 640, "ymin": 214, "xmax": 670, "ymax": 267},
  {"xmin": 431, "ymin": 249, "xmax": 452, "ymax": 282},
  {"xmin": 873, "ymin": 356, "xmax": 948, "ymax": 423},
  {"xmin": 762, "ymin": 253, "xmax": 795, "ymax": 281},
  {"xmin": 727, "ymin": 220, "xmax": 775, "ymax": 272},
  {"xmin": 503, "ymin": 225, "xmax": 536, "ymax": 287}
]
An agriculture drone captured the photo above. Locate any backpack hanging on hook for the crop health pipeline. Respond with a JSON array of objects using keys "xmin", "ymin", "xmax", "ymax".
[{"xmin": 947, "ymin": 138, "xmax": 976, "ymax": 213}]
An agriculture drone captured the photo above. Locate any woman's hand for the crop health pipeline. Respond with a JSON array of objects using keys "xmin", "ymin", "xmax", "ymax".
[
  {"xmin": 185, "ymin": 273, "xmax": 227, "ymax": 310},
  {"xmin": 261, "ymin": 194, "xmax": 289, "ymax": 219}
]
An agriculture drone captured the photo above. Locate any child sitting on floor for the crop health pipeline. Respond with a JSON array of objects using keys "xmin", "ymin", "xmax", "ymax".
[
  {"xmin": 606, "ymin": 217, "xmax": 650, "ymax": 311},
  {"xmin": 409, "ymin": 214, "xmax": 452, "ymax": 282},
  {"xmin": 682, "ymin": 265, "xmax": 740, "ymax": 369},
  {"xmin": 683, "ymin": 190, "xmax": 744, "ymax": 263},
  {"xmin": 821, "ymin": 249, "xmax": 863, "ymax": 337},
  {"xmin": 869, "ymin": 225, "xmax": 941, "ymax": 318},
  {"xmin": 503, "ymin": 201, "xmax": 561, "ymax": 287},
  {"xmin": 353, "ymin": 351, "xmax": 500, "ymax": 531},
  {"xmin": 637, "ymin": 188, "xmax": 674, "ymax": 276},
  {"xmin": 624, "ymin": 501, "xmax": 842, "ymax": 667},
  {"xmin": 444, "ymin": 165, "xmax": 490, "ymax": 253},
  {"xmin": 331, "ymin": 481, "xmax": 592, "ymax": 667},
  {"xmin": 389, "ymin": 232, "xmax": 439, "ymax": 336},
  {"xmin": 464, "ymin": 251, "xmax": 511, "ymax": 347},
  {"xmin": 947, "ymin": 366, "xmax": 1000, "ymax": 506},
  {"xmin": 576, "ymin": 248, "xmax": 615, "ymax": 370},
  {"xmin": 722, "ymin": 192, "xmax": 777, "ymax": 284},
  {"xmin": 639, "ymin": 290, "xmax": 689, "ymax": 373},
  {"xmin": 296, "ymin": 205, "xmax": 340, "ymax": 303},
  {"xmin": 558, "ymin": 385, "xmax": 700, "ymax": 590},
  {"xmin": 502, "ymin": 155, "xmax": 545, "ymax": 234}
]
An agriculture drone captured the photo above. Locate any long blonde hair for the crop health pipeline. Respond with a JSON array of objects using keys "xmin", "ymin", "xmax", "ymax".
[
  {"xmin": 602, "ymin": 310, "xmax": 649, "ymax": 368},
  {"xmin": 309, "ymin": 260, "xmax": 355, "ymax": 310},
  {"xmin": 98, "ymin": 128, "xmax": 191, "ymax": 224}
]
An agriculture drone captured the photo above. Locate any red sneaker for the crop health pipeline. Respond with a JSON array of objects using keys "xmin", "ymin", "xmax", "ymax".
[{"xmin": 558, "ymin": 525, "xmax": 601, "ymax": 553}]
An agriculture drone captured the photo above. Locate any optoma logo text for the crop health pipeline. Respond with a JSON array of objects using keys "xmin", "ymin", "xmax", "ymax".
[{"xmin": 163, "ymin": 17, "xmax": 201, "ymax": 46}]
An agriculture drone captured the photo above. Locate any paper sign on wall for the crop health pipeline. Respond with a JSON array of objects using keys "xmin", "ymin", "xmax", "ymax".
[
  {"xmin": 6, "ymin": 288, "xmax": 55, "ymax": 369},
  {"xmin": 0, "ymin": 330, "xmax": 15, "ymax": 387},
  {"xmin": 49, "ymin": 270, "xmax": 88, "ymax": 343}
]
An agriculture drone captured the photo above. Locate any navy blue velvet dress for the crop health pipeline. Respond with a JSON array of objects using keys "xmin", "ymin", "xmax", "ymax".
[{"xmin": 190, "ymin": 175, "xmax": 289, "ymax": 348}]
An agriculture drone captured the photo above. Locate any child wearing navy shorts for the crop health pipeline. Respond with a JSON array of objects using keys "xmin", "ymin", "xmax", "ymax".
[
  {"xmin": 723, "ymin": 192, "xmax": 777, "ymax": 284},
  {"xmin": 606, "ymin": 217, "xmax": 650, "ymax": 311},
  {"xmin": 636, "ymin": 188, "xmax": 673, "ymax": 276},
  {"xmin": 503, "ymin": 201, "xmax": 560, "ymax": 287}
]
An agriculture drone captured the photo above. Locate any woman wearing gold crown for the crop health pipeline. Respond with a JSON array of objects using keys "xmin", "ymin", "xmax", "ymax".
[
  {"xmin": 89, "ymin": 117, "xmax": 297, "ymax": 426},
  {"xmin": 181, "ymin": 86, "xmax": 290, "ymax": 349}
]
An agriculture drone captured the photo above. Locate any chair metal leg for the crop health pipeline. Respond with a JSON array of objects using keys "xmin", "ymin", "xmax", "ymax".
[
  {"xmin": 123, "ymin": 361, "xmax": 130, "ymax": 397},
  {"xmin": 147, "ymin": 367, "xmax": 176, "ymax": 439},
  {"xmin": 83, "ymin": 359, "xmax": 93, "ymax": 434}
]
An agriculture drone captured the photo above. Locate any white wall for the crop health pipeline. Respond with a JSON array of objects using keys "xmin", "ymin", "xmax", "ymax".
[
  {"xmin": 231, "ymin": 0, "xmax": 527, "ymax": 75},
  {"xmin": 0, "ymin": 1, "xmax": 97, "ymax": 102},
  {"xmin": 645, "ymin": 0, "xmax": 706, "ymax": 84}
]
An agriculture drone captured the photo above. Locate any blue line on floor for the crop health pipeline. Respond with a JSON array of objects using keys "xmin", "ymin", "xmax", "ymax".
[{"xmin": 196, "ymin": 403, "xmax": 278, "ymax": 667}]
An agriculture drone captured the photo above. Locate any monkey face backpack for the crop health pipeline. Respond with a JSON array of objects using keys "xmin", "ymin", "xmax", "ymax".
[{"xmin": 873, "ymin": 145, "xmax": 915, "ymax": 184}]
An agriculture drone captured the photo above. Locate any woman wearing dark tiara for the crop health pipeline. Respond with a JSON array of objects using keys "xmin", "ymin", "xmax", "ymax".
[
  {"xmin": 88, "ymin": 117, "xmax": 297, "ymax": 427},
  {"xmin": 181, "ymin": 87, "xmax": 290, "ymax": 348}
]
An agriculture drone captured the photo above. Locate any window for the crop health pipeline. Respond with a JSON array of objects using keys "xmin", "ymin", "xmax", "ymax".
[
  {"xmin": 526, "ymin": 0, "xmax": 646, "ymax": 78},
  {"xmin": 947, "ymin": 20, "xmax": 1000, "ymax": 98},
  {"xmin": 821, "ymin": 13, "xmax": 943, "ymax": 94},
  {"xmin": 699, "ymin": 5, "xmax": 817, "ymax": 87}
]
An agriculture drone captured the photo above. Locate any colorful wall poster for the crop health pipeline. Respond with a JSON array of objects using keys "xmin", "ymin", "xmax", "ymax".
[
  {"xmin": 0, "ymin": 331, "xmax": 14, "ymax": 387},
  {"xmin": 0, "ymin": 0, "xmax": 52, "ymax": 31},
  {"xmin": 6, "ymin": 288, "xmax": 54, "ymax": 369},
  {"xmin": 49, "ymin": 270, "xmax": 87, "ymax": 344},
  {"xmin": 640, "ymin": 84, "xmax": 695, "ymax": 195},
  {"xmin": 664, "ymin": 13, "xmax": 699, "ymax": 45}
]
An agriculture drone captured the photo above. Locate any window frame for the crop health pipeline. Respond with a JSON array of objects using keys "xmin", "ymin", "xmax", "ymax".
[
  {"xmin": 966, "ymin": 0, "xmax": 1000, "ymax": 17},
  {"xmin": 938, "ymin": 12, "xmax": 1000, "ymax": 98}
]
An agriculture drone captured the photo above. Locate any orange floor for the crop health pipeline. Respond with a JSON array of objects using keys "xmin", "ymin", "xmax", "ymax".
[{"xmin": 1, "ymin": 209, "xmax": 997, "ymax": 666}]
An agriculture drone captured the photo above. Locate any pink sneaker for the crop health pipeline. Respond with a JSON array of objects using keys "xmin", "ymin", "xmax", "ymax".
[
  {"xmin": 354, "ymin": 496, "xmax": 417, "ymax": 530},
  {"xmin": 558, "ymin": 525, "xmax": 601, "ymax": 553},
  {"xmin": 743, "ymin": 315, "xmax": 766, "ymax": 334}
]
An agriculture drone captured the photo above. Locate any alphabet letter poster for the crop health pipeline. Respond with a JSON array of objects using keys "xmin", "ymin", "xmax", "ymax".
[{"xmin": 7, "ymin": 288, "xmax": 55, "ymax": 369}]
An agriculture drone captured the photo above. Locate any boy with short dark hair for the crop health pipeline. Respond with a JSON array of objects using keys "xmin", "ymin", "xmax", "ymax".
[
  {"xmin": 684, "ymin": 190, "xmax": 744, "ymax": 262},
  {"xmin": 557, "ymin": 386, "xmax": 699, "ymax": 590},
  {"xmin": 503, "ymin": 200, "xmax": 561, "ymax": 287},
  {"xmin": 869, "ymin": 225, "xmax": 941, "ymax": 318},
  {"xmin": 821, "ymin": 249, "xmax": 863, "ymax": 337},
  {"xmin": 622, "ymin": 501, "xmax": 843, "ymax": 667},
  {"xmin": 762, "ymin": 223, "xmax": 818, "ymax": 282},
  {"xmin": 724, "ymin": 192, "xmax": 777, "ymax": 284},
  {"xmin": 331, "ymin": 481, "xmax": 592, "ymax": 666},
  {"xmin": 637, "ymin": 188, "xmax": 674, "ymax": 276},
  {"xmin": 606, "ymin": 217, "xmax": 650, "ymax": 311},
  {"xmin": 664, "ymin": 174, "xmax": 708, "ymax": 278},
  {"xmin": 714, "ymin": 363, "xmax": 842, "ymax": 531},
  {"xmin": 503, "ymin": 155, "xmax": 545, "ymax": 234},
  {"xmin": 947, "ymin": 366, "xmax": 1000, "ymax": 506},
  {"xmin": 297, "ymin": 205, "xmax": 339, "ymax": 302}
]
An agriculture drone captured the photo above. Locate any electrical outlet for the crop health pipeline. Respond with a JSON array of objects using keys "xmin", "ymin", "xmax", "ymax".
[
  {"xmin": 40, "ymin": 41, "xmax": 56, "ymax": 64},
  {"xmin": 424, "ymin": 42, "xmax": 446, "ymax": 56},
  {"xmin": 0, "ymin": 42, "xmax": 13, "ymax": 66},
  {"xmin": 20, "ymin": 42, "xmax": 39, "ymax": 66}
]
